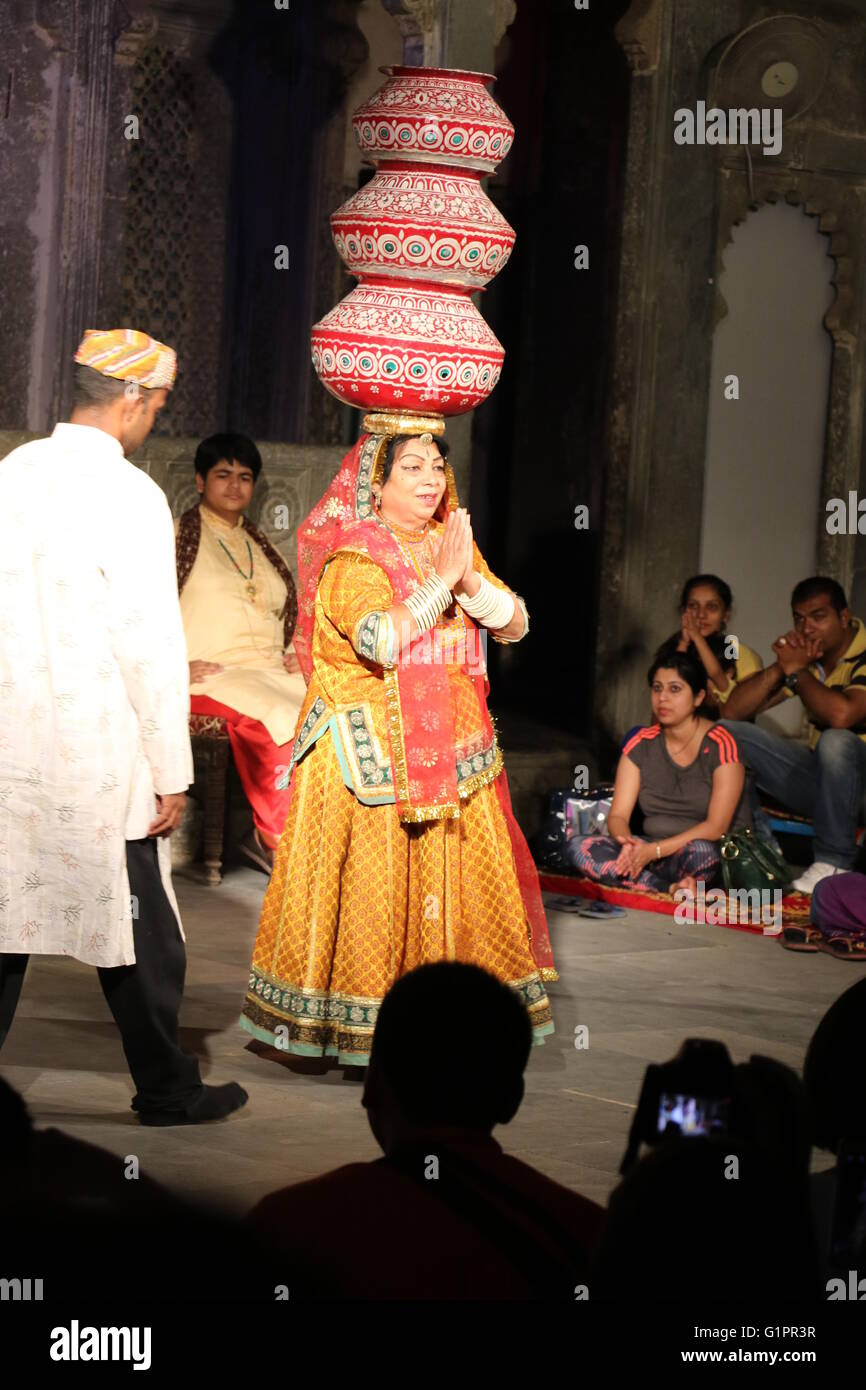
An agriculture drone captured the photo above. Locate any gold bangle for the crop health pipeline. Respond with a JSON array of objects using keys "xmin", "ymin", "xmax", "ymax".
[{"xmin": 655, "ymin": 843, "xmax": 662, "ymax": 859}]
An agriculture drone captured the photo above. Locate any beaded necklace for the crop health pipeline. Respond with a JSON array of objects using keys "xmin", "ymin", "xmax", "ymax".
[{"xmin": 217, "ymin": 535, "xmax": 257, "ymax": 600}]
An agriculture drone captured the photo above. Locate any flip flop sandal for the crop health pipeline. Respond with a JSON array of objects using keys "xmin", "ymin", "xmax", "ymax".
[
  {"xmin": 577, "ymin": 902, "xmax": 627, "ymax": 919},
  {"xmin": 779, "ymin": 924, "xmax": 822, "ymax": 952},
  {"xmin": 545, "ymin": 896, "xmax": 587, "ymax": 913},
  {"xmin": 816, "ymin": 935, "xmax": 866, "ymax": 961}
]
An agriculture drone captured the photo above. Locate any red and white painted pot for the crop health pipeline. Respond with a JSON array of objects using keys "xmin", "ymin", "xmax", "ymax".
[
  {"xmin": 310, "ymin": 278, "xmax": 503, "ymax": 414},
  {"xmin": 331, "ymin": 162, "xmax": 515, "ymax": 290},
  {"xmin": 312, "ymin": 65, "xmax": 515, "ymax": 420},
  {"xmin": 352, "ymin": 66, "xmax": 514, "ymax": 175}
]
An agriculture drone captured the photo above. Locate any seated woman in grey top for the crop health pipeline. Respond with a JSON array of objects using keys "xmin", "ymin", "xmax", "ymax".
[{"xmin": 567, "ymin": 647, "xmax": 751, "ymax": 896}]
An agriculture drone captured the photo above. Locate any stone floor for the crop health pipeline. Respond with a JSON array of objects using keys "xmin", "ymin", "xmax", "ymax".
[{"xmin": 2, "ymin": 864, "xmax": 857, "ymax": 1214}]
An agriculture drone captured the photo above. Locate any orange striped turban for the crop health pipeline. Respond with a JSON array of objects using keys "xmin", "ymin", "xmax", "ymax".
[{"xmin": 74, "ymin": 329, "xmax": 177, "ymax": 389}]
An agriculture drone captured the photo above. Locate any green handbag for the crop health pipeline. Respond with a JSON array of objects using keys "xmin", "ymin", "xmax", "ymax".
[{"xmin": 719, "ymin": 828, "xmax": 792, "ymax": 894}]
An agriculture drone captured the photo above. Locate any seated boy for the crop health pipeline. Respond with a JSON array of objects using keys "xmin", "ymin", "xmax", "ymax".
[{"xmin": 176, "ymin": 433, "xmax": 306, "ymax": 871}]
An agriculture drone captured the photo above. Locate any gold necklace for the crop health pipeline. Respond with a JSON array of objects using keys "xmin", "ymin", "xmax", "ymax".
[
  {"xmin": 665, "ymin": 722, "xmax": 702, "ymax": 762},
  {"xmin": 378, "ymin": 513, "xmax": 429, "ymax": 542}
]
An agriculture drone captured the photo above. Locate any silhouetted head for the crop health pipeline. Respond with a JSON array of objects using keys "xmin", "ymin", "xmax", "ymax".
[
  {"xmin": 362, "ymin": 963, "xmax": 532, "ymax": 1153},
  {"xmin": 804, "ymin": 978, "xmax": 866, "ymax": 1153}
]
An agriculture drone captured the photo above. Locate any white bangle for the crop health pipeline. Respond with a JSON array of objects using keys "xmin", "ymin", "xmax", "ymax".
[
  {"xmin": 404, "ymin": 574, "xmax": 452, "ymax": 633},
  {"xmin": 456, "ymin": 574, "xmax": 515, "ymax": 630}
]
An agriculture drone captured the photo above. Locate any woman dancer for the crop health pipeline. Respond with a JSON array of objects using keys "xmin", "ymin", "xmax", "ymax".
[
  {"xmin": 240, "ymin": 426, "xmax": 555, "ymax": 1064},
  {"xmin": 567, "ymin": 649, "xmax": 751, "ymax": 896}
]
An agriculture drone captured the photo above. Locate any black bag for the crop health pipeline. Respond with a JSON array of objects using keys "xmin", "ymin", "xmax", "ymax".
[{"xmin": 719, "ymin": 828, "xmax": 792, "ymax": 894}]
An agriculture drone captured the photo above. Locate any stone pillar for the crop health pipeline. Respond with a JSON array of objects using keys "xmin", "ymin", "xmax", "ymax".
[{"xmin": 595, "ymin": 0, "xmax": 740, "ymax": 752}]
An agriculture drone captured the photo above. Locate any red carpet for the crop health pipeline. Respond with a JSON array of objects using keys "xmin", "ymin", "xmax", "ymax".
[{"xmin": 538, "ymin": 871, "xmax": 812, "ymax": 937}]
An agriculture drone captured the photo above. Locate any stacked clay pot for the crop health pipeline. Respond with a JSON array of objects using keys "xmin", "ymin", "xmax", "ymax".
[{"xmin": 311, "ymin": 66, "xmax": 516, "ymax": 419}]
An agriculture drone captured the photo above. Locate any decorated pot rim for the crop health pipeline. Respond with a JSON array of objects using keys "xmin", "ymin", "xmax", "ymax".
[{"xmin": 378, "ymin": 65, "xmax": 495, "ymax": 84}]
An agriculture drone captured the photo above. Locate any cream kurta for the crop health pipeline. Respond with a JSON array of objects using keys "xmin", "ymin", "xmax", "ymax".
[
  {"xmin": 0, "ymin": 424, "xmax": 193, "ymax": 968},
  {"xmin": 180, "ymin": 505, "xmax": 305, "ymax": 747}
]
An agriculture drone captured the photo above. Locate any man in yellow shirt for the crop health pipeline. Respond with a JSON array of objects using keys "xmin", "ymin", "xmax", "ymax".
[
  {"xmin": 176, "ymin": 434, "xmax": 306, "ymax": 872},
  {"xmin": 721, "ymin": 577, "xmax": 866, "ymax": 894}
]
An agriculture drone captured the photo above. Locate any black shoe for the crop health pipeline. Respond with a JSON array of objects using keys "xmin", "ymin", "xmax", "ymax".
[{"xmin": 138, "ymin": 1082, "xmax": 249, "ymax": 1127}]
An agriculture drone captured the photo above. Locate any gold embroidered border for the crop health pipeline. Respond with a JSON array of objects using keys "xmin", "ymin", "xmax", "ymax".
[
  {"xmin": 444, "ymin": 461, "xmax": 459, "ymax": 510},
  {"xmin": 243, "ymin": 998, "xmax": 374, "ymax": 1058},
  {"xmin": 457, "ymin": 745, "xmax": 504, "ymax": 799},
  {"xmin": 398, "ymin": 801, "xmax": 462, "ymax": 824},
  {"xmin": 334, "ymin": 705, "xmax": 395, "ymax": 801},
  {"xmin": 383, "ymin": 666, "xmax": 412, "ymax": 807},
  {"xmin": 244, "ymin": 970, "xmax": 553, "ymax": 1046}
]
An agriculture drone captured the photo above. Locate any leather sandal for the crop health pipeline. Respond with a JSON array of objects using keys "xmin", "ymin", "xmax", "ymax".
[{"xmin": 779, "ymin": 924, "xmax": 822, "ymax": 952}]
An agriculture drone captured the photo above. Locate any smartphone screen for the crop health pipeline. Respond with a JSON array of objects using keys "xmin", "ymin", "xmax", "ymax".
[
  {"xmin": 657, "ymin": 1092, "xmax": 730, "ymax": 1138},
  {"xmin": 829, "ymin": 1144, "xmax": 866, "ymax": 1270}
]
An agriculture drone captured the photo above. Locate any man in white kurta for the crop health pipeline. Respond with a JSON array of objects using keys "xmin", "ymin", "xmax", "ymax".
[{"xmin": 0, "ymin": 328, "xmax": 247, "ymax": 1126}]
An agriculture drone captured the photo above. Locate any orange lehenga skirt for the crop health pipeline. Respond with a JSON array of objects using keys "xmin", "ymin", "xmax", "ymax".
[{"xmin": 239, "ymin": 729, "xmax": 555, "ymax": 1064}]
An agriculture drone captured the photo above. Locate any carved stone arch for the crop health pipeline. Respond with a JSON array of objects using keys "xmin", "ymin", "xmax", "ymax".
[
  {"xmin": 714, "ymin": 175, "xmax": 856, "ymax": 345},
  {"xmin": 712, "ymin": 168, "xmax": 866, "ymax": 588}
]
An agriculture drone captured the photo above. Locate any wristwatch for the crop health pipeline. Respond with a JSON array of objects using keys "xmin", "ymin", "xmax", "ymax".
[{"xmin": 783, "ymin": 671, "xmax": 801, "ymax": 693}]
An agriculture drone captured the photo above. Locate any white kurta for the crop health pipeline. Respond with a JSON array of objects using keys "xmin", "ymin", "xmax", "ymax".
[{"xmin": 0, "ymin": 424, "xmax": 193, "ymax": 967}]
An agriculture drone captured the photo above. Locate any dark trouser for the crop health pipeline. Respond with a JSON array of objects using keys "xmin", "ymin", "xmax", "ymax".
[
  {"xmin": 721, "ymin": 721, "xmax": 866, "ymax": 870},
  {"xmin": 566, "ymin": 833, "xmax": 720, "ymax": 894},
  {"xmin": 0, "ymin": 838, "xmax": 202, "ymax": 1115}
]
